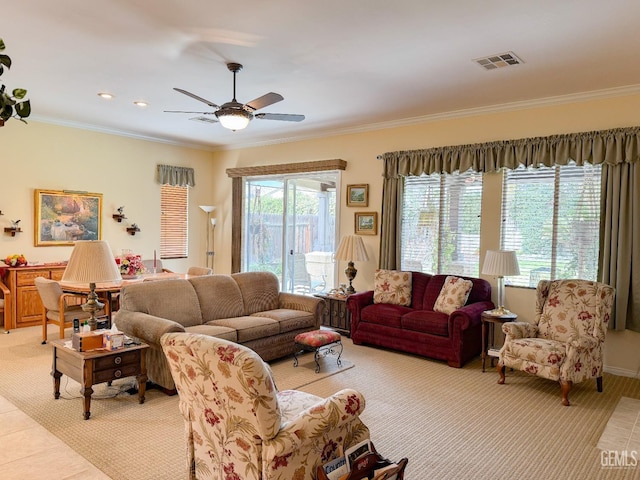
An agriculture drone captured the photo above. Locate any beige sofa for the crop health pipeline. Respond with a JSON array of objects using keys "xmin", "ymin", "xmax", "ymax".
[{"xmin": 116, "ymin": 271, "xmax": 324, "ymax": 392}]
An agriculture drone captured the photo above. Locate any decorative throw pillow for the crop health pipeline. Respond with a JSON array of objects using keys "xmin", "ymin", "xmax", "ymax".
[
  {"xmin": 373, "ymin": 269, "xmax": 412, "ymax": 306},
  {"xmin": 433, "ymin": 276, "xmax": 473, "ymax": 314}
]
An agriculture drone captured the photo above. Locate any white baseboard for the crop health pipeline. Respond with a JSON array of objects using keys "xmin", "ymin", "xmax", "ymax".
[{"xmin": 603, "ymin": 365, "xmax": 640, "ymax": 379}]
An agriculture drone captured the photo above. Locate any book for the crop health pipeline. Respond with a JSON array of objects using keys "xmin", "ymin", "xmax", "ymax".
[
  {"xmin": 323, "ymin": 456, "xmax": 348, "ymax": 480},
  {"xmin": 345, "ymin": 439, "xmax": 373, "ymax": 471}
]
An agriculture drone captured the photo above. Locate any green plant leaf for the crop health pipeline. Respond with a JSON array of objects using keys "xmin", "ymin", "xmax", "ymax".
[
  {"xmin": 12, "ymin": 88, "xmax": 26, "ymax": 99},
  {"xmin": 0, "ymin": 54, "xmax": 10, "ymax": 69},
  {"xmin": 15, "ymin": 100, "xmax": 30, "ymax": 118},
  {"xmin": 1, "ymin": 91, "xmax": 15, "ymax": 106},
  {"xmin": 0, "ymin": 39, "xmax": 5, "ymax": 51}
]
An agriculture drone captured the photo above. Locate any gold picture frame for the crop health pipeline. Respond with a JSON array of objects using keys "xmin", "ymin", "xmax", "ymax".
[
  {"xmin": 34, "ymin": 189, "xmax": 102, "ymax": 246},
  {"xmin": 346, "ymin": 184, "xmax": 369, "ymax": 207},
  {"xmin": 355, "ymin": 212, "xmax": 377, "ymax": 235}
]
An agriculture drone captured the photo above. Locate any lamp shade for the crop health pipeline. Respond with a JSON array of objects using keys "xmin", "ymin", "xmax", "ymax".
[
  {"xmin": 62, "ymin": 240, "xmax": 122, "ymax": 283},
  {"xmin": 481, "ymin": 250, "xmax": 520, "ymax": 277},
  {"xmin": 335, "ymin": 235, "xmax": 370, "ymax": 262}
]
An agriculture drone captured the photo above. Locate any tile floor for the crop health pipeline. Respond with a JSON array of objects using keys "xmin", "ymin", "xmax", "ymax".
[
  {"xmin": 0, "ymin": 394, "xmax": 110, "ymax": 479},
  {"xmin": 597, "ymin": 396, "xmax": 640, "ymax": 453}
]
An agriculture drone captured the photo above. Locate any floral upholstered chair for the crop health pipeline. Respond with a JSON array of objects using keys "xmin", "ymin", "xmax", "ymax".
[
  {"xmin": 161, "ymin": 332, "xmax": 370, "ymax": 480},
  {"xmin": 498, "ymin": 279, "xmax": 615, "ymax": 406}
]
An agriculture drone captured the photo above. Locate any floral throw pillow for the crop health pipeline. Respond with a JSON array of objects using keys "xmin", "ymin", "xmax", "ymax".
[
  {"xmin": 433, "ymin": 276, "xmax": 473, "ymax": 314},
  {"xmin": 373, "ymin": 269, "xmax": 412, "ymax": 306}
]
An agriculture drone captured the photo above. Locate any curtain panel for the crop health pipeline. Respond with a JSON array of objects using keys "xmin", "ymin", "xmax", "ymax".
[
  {"xmin": 380, "ymin": 126, "xmax": 640, "ymax": 177},
  {"xmin": 379, "ymin": 126, "xmax": 640, "ymax": 332},
  {"xmin": 157, "ymin": 164, "xmax": 196, "ymax": 187}
]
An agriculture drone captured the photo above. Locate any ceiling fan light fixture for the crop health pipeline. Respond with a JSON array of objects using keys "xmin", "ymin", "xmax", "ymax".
[{"xmin": 216, "ymin": 108, "xmax": 252, "ymax": 130}]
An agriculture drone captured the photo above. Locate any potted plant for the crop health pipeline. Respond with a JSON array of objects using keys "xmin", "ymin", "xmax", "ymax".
[{"xmin": 0, "ymin": 38, "xmax": 31, "ymax": 126}]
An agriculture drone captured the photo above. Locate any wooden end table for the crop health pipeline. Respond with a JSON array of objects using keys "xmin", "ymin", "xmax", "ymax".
[
  {"xmin": 50, "ymin": 339, "xmax": 149, "ymax": 419},
  {"xmin": 481, "ymin": 311, "xmax": 517, "ymax": 372},
  {"xmin": 313, "ymin": 293, "xmax": 351, "ymax": 336}
]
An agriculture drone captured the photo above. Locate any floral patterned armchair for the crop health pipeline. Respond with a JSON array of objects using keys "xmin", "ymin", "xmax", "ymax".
[
  {"xmin": 161, "ymin": 332, "xmax": 370, "ymax": 480},
  {"xmin": 498, "ymin": 279, "xmax": 615, "ymax": 406}
]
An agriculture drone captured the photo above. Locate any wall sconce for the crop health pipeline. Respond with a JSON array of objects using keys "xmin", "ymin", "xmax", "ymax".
[
  {"xmin": 112, "ymin": 206, "xmax": 126, "ymax": 223},
  {"xmin": 4, "ymin": 219, "xmax": 22, "ymax": 236},
  {"xmin": 126, "ymin": 223, "xmax": 141, "ymax": 235}
]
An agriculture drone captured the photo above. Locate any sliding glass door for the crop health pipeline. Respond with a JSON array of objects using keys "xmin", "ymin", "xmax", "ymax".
[{"xmin": 243, "ymin": 171, "xmax": 338, "ymax": 294}]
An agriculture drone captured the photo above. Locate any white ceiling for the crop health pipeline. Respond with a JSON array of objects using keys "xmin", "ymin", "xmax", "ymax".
[{"xmin": 4, "ymin": 0, "xmax": 640, "ymax": 150}]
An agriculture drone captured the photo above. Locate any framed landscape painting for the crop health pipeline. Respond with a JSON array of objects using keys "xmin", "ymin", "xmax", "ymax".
[
  {"xmin": 355, "ymin": 212, "xmax": 377, "ymax": 235},
  {"xmin": 347, "ymin": 184, "xmax": 369, "ymax": 207},
  {"xmin": 34, "ymin": 189, "xmax": 102, "ymax": 246}
]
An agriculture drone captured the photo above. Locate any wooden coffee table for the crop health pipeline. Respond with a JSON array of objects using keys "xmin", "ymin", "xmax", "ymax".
[{"xmin": 50, "ymin": 339, "xmax": 149, "ymax": 419}]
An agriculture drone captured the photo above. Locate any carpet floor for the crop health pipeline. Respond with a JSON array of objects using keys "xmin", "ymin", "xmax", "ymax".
[{"xmin": 1, "ymin": 325, "xmax": 640, "ymax": 479}]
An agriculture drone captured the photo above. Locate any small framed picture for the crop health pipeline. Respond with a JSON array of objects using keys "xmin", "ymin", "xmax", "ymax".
[
  {"xmin": 355, "ymin": 212, "xmax": 377, "ymax": 235},
  {"xmin": 346, "ymin": 184, "xmax": 369, "ymax": 207}
]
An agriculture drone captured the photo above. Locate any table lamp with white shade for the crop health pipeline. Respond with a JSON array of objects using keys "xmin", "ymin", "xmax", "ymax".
[
  {"xmin": 62, "ymin": 240, "xmax": 122, "ymax": 330},
  {"xmin": 334, "ymin": 235, "xmax": 370, "ymax": 294},
  {"xmin": 481, "ymin": 249, "xmax": 520, "ymax": 316}
]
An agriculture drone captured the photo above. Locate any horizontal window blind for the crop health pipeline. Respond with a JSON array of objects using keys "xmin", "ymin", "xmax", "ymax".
[
  {"xmin": 501, "ymin": 163, "xmax": 601, "ymax": 287},
  {"xmin": 160, "ymin": 185, "xmax": 188, "ymax": 259},
  {"xmin": 401, "ymin": 170, "xmax": 482, "ymax": 276}
]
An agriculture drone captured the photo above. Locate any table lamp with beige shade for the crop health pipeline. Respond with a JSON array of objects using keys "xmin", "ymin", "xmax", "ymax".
[
  {"xmin": 481, "ymin": 249, "xmax": 520, "ymax": 316},
  {"xmin": 334, "ymin": 235, "xmax": 370, "ymax": 294},
  {"xmin": 62, "ymin": 240, "xmax": 122, "ymax": 330}
]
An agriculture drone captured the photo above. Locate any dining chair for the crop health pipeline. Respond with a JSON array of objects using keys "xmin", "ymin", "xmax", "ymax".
[
  {"xmin": 142, "ymin": 259, "xmax": 172, "ymax": 273},
  {"xmin": 186, "ymin": 266, "xmax": 212, "ymax": 276},
  {"xmin": 35, "ymin": 277, "xmax": 105, "ymax": 343},
  {"xmin": 0, "ymin": 278, "xmax": 10, "ymax": 331}
]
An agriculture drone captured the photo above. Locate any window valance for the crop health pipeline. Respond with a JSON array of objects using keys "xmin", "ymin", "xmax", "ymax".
[
  {"xmin": 157, "ymin": 164, "xmax": 196, "ymax": 187},
  {"xmin": 380, "ymin": 126, "xmax": 640, "ymax": 178}
]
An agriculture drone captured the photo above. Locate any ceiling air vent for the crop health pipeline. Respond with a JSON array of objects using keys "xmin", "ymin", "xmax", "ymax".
[
  {"xmin": 189, "ymin": 116, "xmax": 218, "ymax": 124},
  {"xmin": 473, "ymin": 51, "xmax": 524, "ymax": 70}
]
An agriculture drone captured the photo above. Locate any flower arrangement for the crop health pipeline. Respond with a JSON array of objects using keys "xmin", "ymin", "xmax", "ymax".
[
  {"xmin": 118, "ymin": 253, "xmax": 144, "ymax": 277},
  {"xmin": 4, "ymin": 254, "xmax": 27, "ymax": 266}
]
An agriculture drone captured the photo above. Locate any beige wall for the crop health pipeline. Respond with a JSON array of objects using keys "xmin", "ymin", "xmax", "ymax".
[
  {"xmin": 210, "ymin": 93, "xmax": 640, "ymax": 376},
  {"xmin": 0, "ymin": 121, "xmax": 216, "ymax": 273},
  {"xmin": 2, "ymin": 93, "xmax": 639, "ymax": 376}
]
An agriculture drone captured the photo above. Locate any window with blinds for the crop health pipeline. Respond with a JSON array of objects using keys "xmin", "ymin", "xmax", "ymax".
[
  {"xmin": 160, "ymin": 184, "xmax": 188, "ymax": 259},
  {"xmin": 501, "ymin": 162, "xmax": 601, "ymax": 287},
  {"xmin": 401, "ymin": 170, "xmax": 483, "ymax": 276}
]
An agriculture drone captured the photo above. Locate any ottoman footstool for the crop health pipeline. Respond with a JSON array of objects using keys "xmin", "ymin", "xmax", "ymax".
[{"xmin": 293, "ymin": 329, "xmax": 343, "ymax": 373}]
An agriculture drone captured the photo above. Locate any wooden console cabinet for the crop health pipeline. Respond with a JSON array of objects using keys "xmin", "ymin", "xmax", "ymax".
[
  {"xmin": 3, "ymin": 265, "xmax": 67, "ymax": 330},
  {"xmin": 314, "ymin": 293, "xmax": 351, "ymax": 336}
]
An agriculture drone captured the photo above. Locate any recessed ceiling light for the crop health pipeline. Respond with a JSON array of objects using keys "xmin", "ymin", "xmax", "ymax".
[
  {"xmin": 133, "ymin": 101, "xmax": 148, "ymax": 107},
  {"xmin": 97, "ymin": 92, "xmax": 114, "ymax": 99}
]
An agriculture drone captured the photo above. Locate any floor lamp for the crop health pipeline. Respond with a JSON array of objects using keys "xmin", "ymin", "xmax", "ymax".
[
  {"xmin": 199, "ymin": 205, "xmax": 216, "ymax": 270},
  {"xmin": 482, "ymin": 250, "xmax": 520, "ymax": 316}
]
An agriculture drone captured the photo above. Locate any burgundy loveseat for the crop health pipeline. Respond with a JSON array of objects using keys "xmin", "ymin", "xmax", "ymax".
[{"xmin": 346, "ymin": 272, "xmax": 493, "ymax": 367}]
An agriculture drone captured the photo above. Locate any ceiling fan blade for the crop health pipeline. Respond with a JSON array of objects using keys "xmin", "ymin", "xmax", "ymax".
[
  {"xmin": 255, "ymin": 113, "xmax": 305, "ymax": 122},
  {"xmin": 164, "ymin": 110, "xmax": 216, "ymax": 114},
  {"xmin": 173, "ymin": 88, "xmax": 219, "ymax": 108},
  {"xmin": 245, "ymin": 92, "xmax": 283, "ymax": 111}
]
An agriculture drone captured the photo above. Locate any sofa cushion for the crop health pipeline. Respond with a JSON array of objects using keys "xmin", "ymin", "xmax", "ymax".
[
  {"xmin": 189, "ymin": 275, "xmax": 245, "ymax": 321},
  {"xmin": 119, "ymin": 279, "xmax": 203, "ymax": 328},
  {"xmin": 433, "ymin": 276, "xmax": 473, "ymax": 314},
  {"xmin": 209, "ymin": 316, "xmax": 280, "ymax": 343},
  {"xmin": 252, "ymin": 309, "xmax": 316, "ymax": 333},
  {"xmin": 373, "ymin": 269, "xmax": 412, "ymax": 306},
  {"xmin": 401, "ymin": 310, "xmax": 449, "ymax": 336},
  {"xmin": 410, "ymin": 271, "xmax": 432, "ymax": 310},
  {"xmin": 232, "ymin": 271, "xmax": 280, "ymax": 315},
  {"xmin": 185, "ymin": 324, "xmax": 238, "ymax": 342},
  {"xmin": 361, "ymin": 303, "xmax": 413, "ymax": 328}
]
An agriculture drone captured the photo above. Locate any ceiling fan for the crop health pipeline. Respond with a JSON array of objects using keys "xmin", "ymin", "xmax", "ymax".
[{"xmin": 165, "ymin": 62, "xmax": 305, "ymax": 131}]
